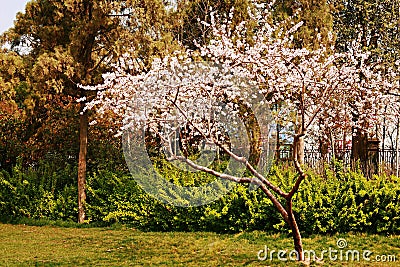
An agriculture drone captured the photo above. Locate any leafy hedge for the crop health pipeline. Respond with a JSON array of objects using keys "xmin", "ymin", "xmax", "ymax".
[
  {"xmin": 1, "ymin": 161, "xmax": 400, "ymax": 235},
  {"xmin": 0, "ymin": 160, "xmax": 77, "ymax": 221}
]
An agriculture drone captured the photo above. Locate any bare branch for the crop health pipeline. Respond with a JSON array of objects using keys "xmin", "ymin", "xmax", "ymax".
[
  {"xmin": 168, "ymin": 154, "xmax": 289, "ymax": 223},
  {"xmin": 215, "ymin": 141, "xmax": 289, "ymax": 198},
  {"xmin": 88, "ymin": 50, "xmax": 112, "ymax": 73}
]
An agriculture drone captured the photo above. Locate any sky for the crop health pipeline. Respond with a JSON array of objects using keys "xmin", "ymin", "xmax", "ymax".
[{"xmin": 0, "ymin": 0, "xmax": 30, "ymax": 34}]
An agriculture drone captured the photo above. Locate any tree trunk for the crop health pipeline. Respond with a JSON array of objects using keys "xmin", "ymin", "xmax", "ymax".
[
  {"xmin": 295, "ymin": 111, "xmax": 305, "ymax": 165},
  {"xmin": 296, "ymin": 136, "xmax": 304, "ymax": 165},
  {"xmin": 286, "ymin": 199, "xmax": 304, "ymax": 261},
  {"xmin": 288, "ymin": 132, "xmax": 306, "ymax": 261},
  {"xmin": 295, "ymin": 132, "xmax": 305, "ymax": 165},
  {"xmin": 396, "ymin": 118, "xmax": 400, "ymax": 178},
  {"xmin": 77, "ymin": 104, "xmax": 88, "ymax": 223},
  {"xmin": 76, "ymin": 0, "xmax": 94, "ymax": 224},
  {"xmin": 382, "ymin": 106, "xmax": 387, "ymax": 151},
  {"xmin": 351, "ymin": 128, "xmax": 368, "ymax": 173}
]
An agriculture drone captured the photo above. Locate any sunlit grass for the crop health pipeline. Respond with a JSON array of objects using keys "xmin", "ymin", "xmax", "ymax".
[{"xmin": 0, "ymin": 223, "xmax": 399, "ymax": 266}]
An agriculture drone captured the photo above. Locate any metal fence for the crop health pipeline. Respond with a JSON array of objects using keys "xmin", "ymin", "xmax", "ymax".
[{"xmin": 277, "ymin": 148, "xmax": 399, "ymax": 176}]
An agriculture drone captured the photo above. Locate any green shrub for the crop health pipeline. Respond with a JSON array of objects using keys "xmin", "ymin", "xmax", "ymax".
[
  {"xmin": 0, "ymin": 159, "xmax": 77, "ymax": 221},
  {"xmin": 1, "ymin": 160, "xmax": 400, "ymax": 235}
]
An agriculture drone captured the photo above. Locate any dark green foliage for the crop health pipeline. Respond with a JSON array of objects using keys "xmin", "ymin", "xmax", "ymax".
[
  {"xmin": 271, "ymin": 0, "xmax": 335, "ymax": 50},
  {"xmin": 332, "ymin": 0, "xmax": 400, "ymax": 60},
  {"xmin": 0, "ymin": 160, "xmax": 77, "ymax": 221},
  {"xmin": 1, "ymin": 161, "xmax": 400, "ymax": 235},
  {"xmin": 172, "ymin": 0, "xmax": 254, "ymax": 50}
]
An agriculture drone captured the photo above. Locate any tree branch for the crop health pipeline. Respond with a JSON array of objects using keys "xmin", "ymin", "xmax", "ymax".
[
  {"xmin": 168, "ymin": 154, "xmax": 289, "ymax": 223},
  {"xmin": 88, "ymin": 50, "xmax": 112, "ymax": 73},
  {"xmin": 287, "ymin": 134, "xmax": 307, "ymax": 199},
  {"xmin": 167, "ymin": 96, "xmax": 289, "ymax": 198}
]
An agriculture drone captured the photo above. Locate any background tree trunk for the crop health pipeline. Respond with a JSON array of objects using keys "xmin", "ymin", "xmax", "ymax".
[
  {"xmin": 77, "ymin": 104, "xmax": 88, "ymax": 223},
  {"xmin": 351, "ymin": 128, "xmax": 368, "ymax": 173},
  {"xmin": 295, "ymin": 113, "xmax": 305, "ymax": 165},
  {"xmin": 396, "ymin": 118, "xmax": 400, "ymax": 177}
]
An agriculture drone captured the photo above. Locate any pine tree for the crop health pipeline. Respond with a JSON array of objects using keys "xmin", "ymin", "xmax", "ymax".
[
  {"xmin": 1, "ymin": 0, "xmax": 179, "ymax": 223},
  {"xmin": 272, "ymin": 0, "xmax": 335, "ymax": 50}
]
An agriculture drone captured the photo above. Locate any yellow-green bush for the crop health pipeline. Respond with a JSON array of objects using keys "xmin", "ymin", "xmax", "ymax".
[{"xmin": 1, "ymin": 161, "xmax": 400, "ymax": 235}]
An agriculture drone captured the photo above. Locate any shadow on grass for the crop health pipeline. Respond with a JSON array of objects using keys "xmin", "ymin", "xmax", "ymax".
[{"xmin": 0, "ymin": 216, "xmax": 110, "ymax": 229}]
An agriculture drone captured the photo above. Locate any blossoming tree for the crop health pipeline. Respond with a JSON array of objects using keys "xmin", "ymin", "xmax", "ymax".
[{"xmin": 82, "ymin": 3, "xmax": 397, "ymax": 261}]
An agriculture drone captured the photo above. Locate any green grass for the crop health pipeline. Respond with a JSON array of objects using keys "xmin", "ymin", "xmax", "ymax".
[{"xmin": 0, "ymin": 223, "xmax": 399, "ymax": 266}]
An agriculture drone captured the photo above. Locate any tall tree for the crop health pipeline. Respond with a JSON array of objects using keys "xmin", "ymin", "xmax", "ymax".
[
  {"xmin": 332, "ymin": 0, "xmax": 400, "ymax": 170},
  {"xmin": 84, "ymin": 6, "xmax": 394, "ymax": 260},
  {"xmin": 268, "ymin": 0, "xmax": 336, "ymax": 164},
  {"xmin": 1, "ymin": 0, "xmax": 179, "ymax": 223},
  {"xmin": 0, "ymin": 49, "xmax": 30, "ymax": 172}
]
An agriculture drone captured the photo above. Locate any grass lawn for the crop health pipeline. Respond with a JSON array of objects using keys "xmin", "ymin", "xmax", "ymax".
[{"xmin": 0, "ymin": 223, "xmax": 399, "ymax": 266}]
